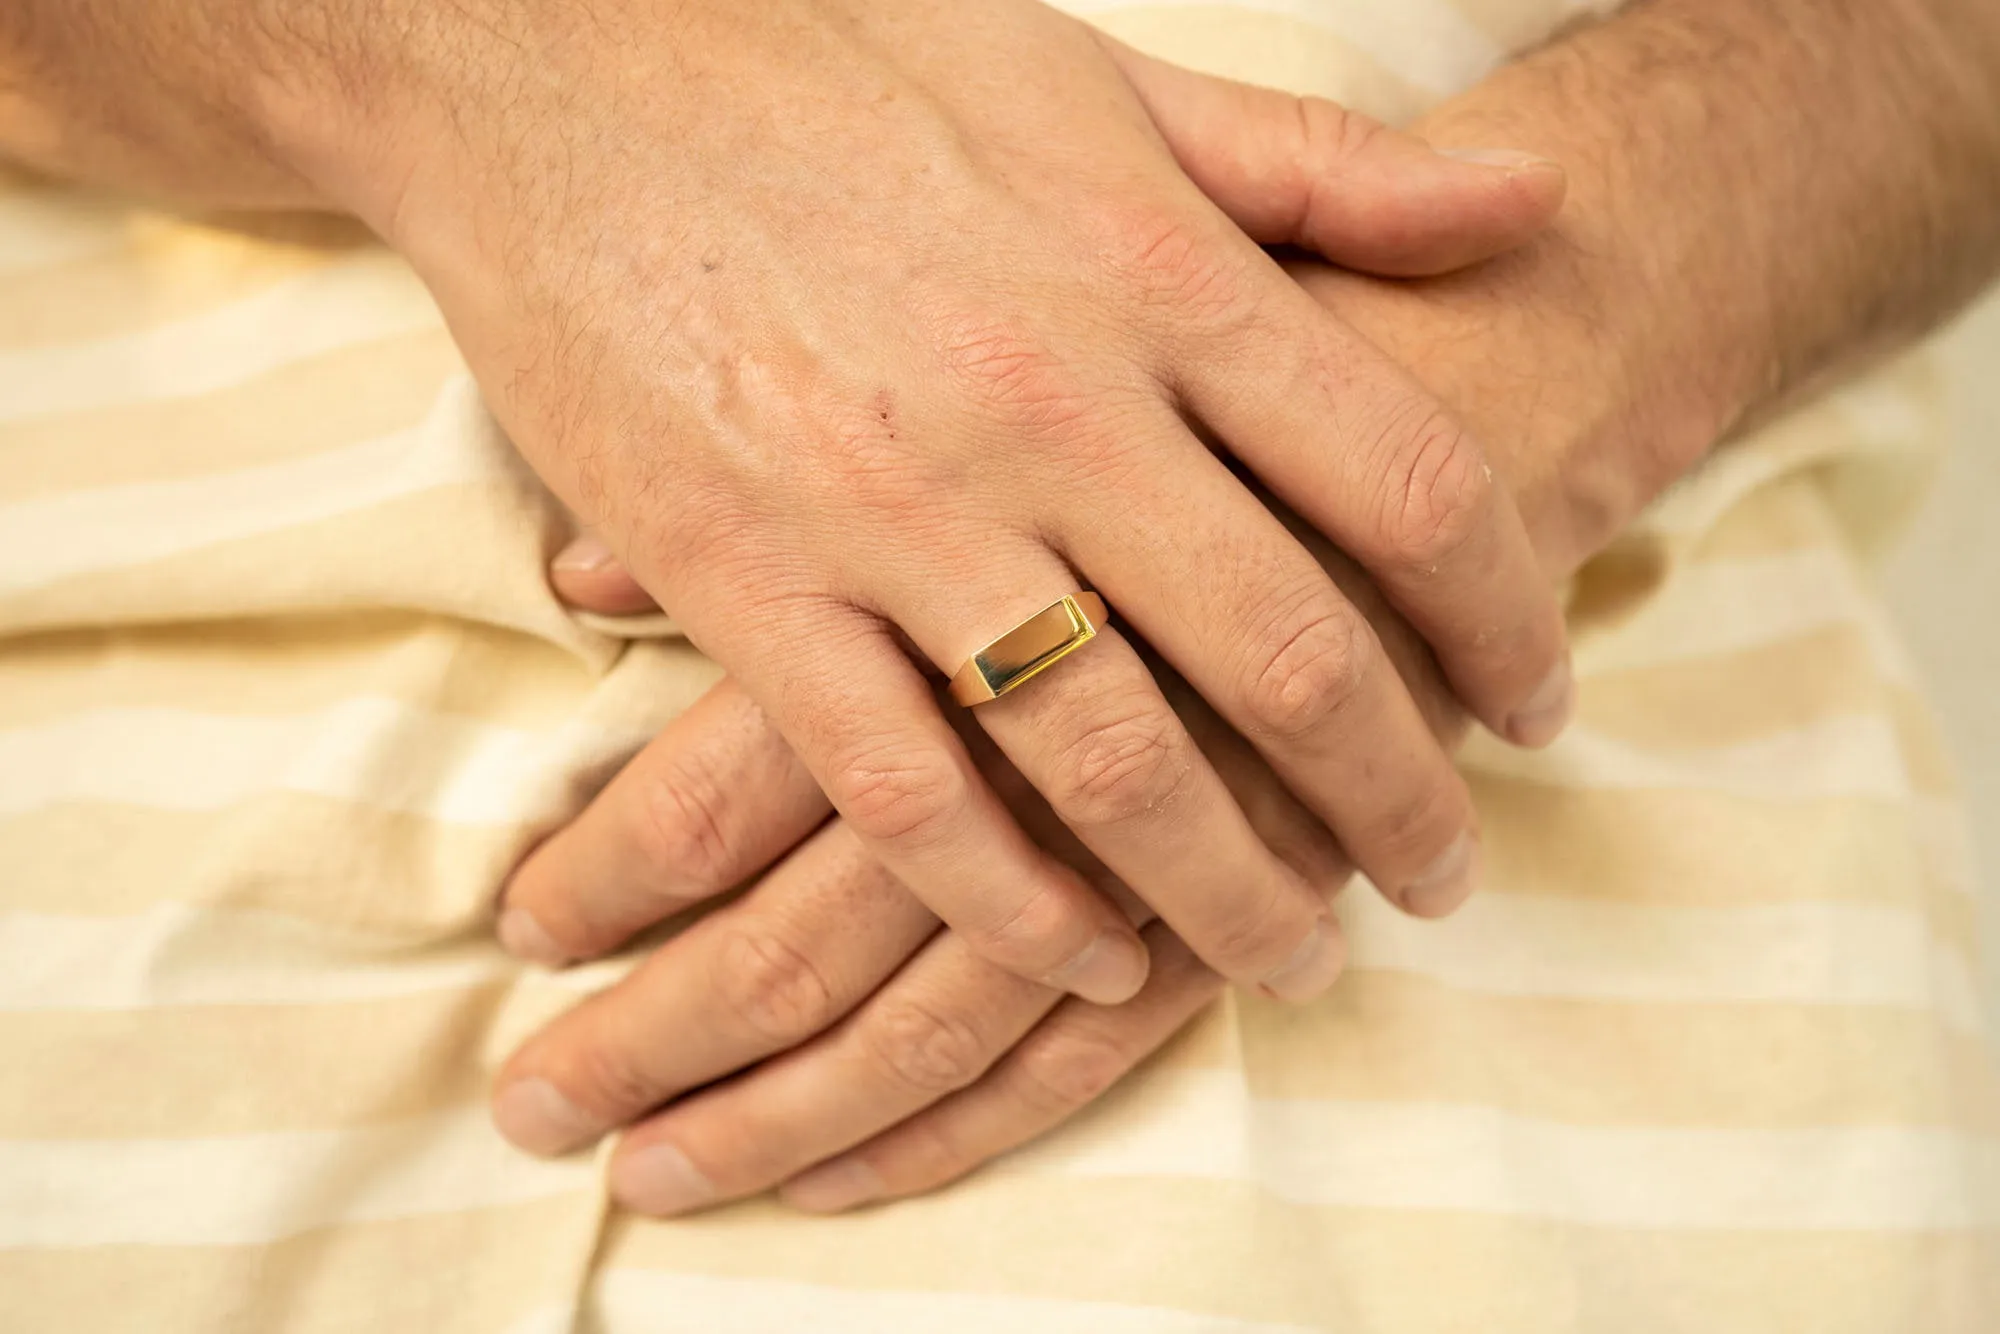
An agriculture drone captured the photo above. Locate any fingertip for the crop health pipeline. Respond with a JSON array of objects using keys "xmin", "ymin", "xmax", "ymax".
[
  {"xmin": 1503, "ymin": 654, "xmax": 1577, "ymax": 749},
  {"xmin": 1329, "ymin": 149, "xmax": 1566, "ymax": 277},
  {"xmin": 549, "ymin": 535, "xmax": 659, "ymax": 614},
  {"xmin": 1395, "ymin": 829, "xmax": 1482, "ymax": 919},
  {"xmin": 498, "ymin": 905, "xmax": 570, "ymax": 967},
  {"xmin": 1045, "ymin": 927, "xmax": 1151, "ymax": 1005}
]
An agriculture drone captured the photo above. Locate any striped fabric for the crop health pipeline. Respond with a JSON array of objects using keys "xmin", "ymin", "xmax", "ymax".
[{"xmin": 1, "ymin": 0, "xmax": 1994, "ymax": 1329}]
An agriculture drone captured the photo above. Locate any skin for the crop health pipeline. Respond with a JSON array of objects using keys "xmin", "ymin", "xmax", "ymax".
[
  {"xmin": 493, "ymin": 0, "xmax": 2000, "ymax": 1215},
  {"xmin": 3, "ymin": 0, "xmax": 1582, "ymax": 1013}
]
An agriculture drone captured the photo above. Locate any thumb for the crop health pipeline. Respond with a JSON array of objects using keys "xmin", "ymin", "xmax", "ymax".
[
  {"xmin": 549, "ymin": 533, "xmax": 660, "ymax": 615},
  {"xmin": 1098, "ymin": 33, "xmax": 1566, "ymax": 276}
]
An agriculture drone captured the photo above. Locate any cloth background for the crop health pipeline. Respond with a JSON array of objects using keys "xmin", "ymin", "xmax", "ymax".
[{"xmin": 1, "ymin": 1, "xmax": 1994, "ymax": 1329}]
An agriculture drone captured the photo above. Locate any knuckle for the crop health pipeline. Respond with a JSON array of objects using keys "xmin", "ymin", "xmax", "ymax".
[
  {"xmin": 1305, "ymin": 97, "xmax": 1388, "ymax": 167},
  {"xmin": 925, "ymin": 309, "xmax": 1099, "ymax": 442},
  {"xmin": 1370, "ymin": 774, "xmax": 1470, "ymax": 870},
  {"xmin": 708, "ymin": 923, "xmax": 839, "ymax": 1043},
  {"xmin": 809, "ymin": 395, "xmax": 954, "ymax": 523},
  {"xmin": 1046, "ymin": 702, "xmax": 1195, "ymax": 831},
  {"xmin": 1375, "ymin": 405, "xmax": 1493, "ymax": 571},
  {"xmin": 860, "ymin": 996, "xmax": 992, "ymax": 1095},
  {"xmin": 1199, "ymin": 879, "xmax": 1312, "ymax": 974},
  {"xmin": 560, "ymin": 1033, "xmax": 660, "ymax": 1121},
  {"xmin": 630, "ymin": 753, "xmax": 740, "ymax": 891},
  {"xmin": 1242, "ymin": 599, "xmax": 1369, "ymax": 742},
  {"xmin": 1096, "ymin": 209, "xmax": 1251, "ymax": 326},
  {"xmin": 824, "ymin": 741, "xmax": 969, "ymax": 850},
  {"xmin": 967, "ymin": 879, "xmax": 1081, "ymax": 972},
  {"xmin": 1009, "ymin": 1024, "xmax": 1135, "ymax": 1113}
]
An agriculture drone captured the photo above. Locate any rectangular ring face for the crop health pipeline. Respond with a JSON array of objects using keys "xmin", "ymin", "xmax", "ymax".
[{"xmin": 971, "ymin": 596, "xmax": 1095, "ymax": 699}]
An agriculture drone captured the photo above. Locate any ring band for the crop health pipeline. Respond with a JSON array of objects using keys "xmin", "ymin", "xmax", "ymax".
[{"xmin": 948, "ymin": 592, "xmax": 1109, "ymax": 706}]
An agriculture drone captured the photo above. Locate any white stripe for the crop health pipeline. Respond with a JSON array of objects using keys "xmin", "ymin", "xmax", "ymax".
[
  {"xmin": 1, "ymin": 890, "xmax": 1976, "ymax": 1027},
  {"xmin": 1058, "ymin": 0, "xmax": 1502, "ymax": 97},
  {"xmin": 1025, "ymin": 1070, "xmax": 2000, "ymax": 1230},
  {"xmin": 0, "ymin": 374, "xmax": 503, "ymax": 596},
  {"xmin": 1342, "ymin": 882, "xmax": 1985, "ymax": 1033},
  {"xmin": 570, "ymin": 1271, "xmax": 1323, "ymax": 1334},
  {"xmin": 5, "ymin": 1084, "xmax": 1993, "ymax": 1250},
  {"xmin": 0, "ymin": 904, "xmax": 516, "ymax": 1011},
  {"xmin": 0, "ymin": 695, "xmax": 647, "ymax": 826},
  {"xmin": 1462, "ymin": 713, "xmax": 1918, "ymax": 802},
  {"xmin": 1573, "ymin": 547, "xmax": 1917, "ymax": 685},
  {"xmin": 0, "ymin": 249, "xmax": 439, "ymax": 422},
  {"xmin": 0, "ymin": 1106, "xmax": 596, "ymax": 1248}
]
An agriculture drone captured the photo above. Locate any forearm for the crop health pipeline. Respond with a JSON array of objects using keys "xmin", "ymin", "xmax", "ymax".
[
  {"xmin": 1400, "ymin": 0, "xmax": 2000, "ymax": 563},
  {"xmin": 0, "ymin": 2, "xmax": 317, "ymax": 204}
]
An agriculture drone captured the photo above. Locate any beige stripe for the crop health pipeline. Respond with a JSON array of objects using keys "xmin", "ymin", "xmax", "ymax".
[
  {"xmin": 1473, "ymin": 780, "xmax": 1980, "ymax": 945},
  {"xmin": 1578, "ymin": 624, "xmax": 1957, "ymax": 795},
  {"xmin": 0, "ymin": 187, "xmax": 142, "ymax": 278},
  {"xmin": 582, "ymin": 1271, "xmax": 1320, "ymax": 1334},
  {"xmin": 0, "ymin": 985, "xmax": 507, "ymax": 1136},
  {"xmin": 0, "ymin": 479, "xmax": 599, "ymax": 642},
  {"xmin": 0, "ymin": 328, "xmax": 463, "ymax": 502},
  {"xmin": 1211, "ymin": 972, "xmax": 2000, "ymax": 1130},
  {"xmin": 0, "ymin": 248, "xmax": 439, "ymax": 423},
  {"xmin": 0, "ymin": 612, "xmax": 606, "ymax": 731},
  {"xmin": 1013, "ymin": 1068, "xmax": 2000, "ymax": 1226},
  {"xmin": 0, "ymin": 1196, "xmax": 601, "ymax": 1334},
  {"xmin": 0, "ymin": 380, "xmax": 502, "ymax": 598},
  {"xmin": 0, "ymin": 780, "xmax": 1974, "ymax": 954},
  {"xmin": 0, "ymin": 218, "xmax": 359, "ymax": 349},
  {"xmin": 0, "ymin": 798, "xmax": 548, "ymax": 932},
  {"xmin": 601, "ymin": 1181, "xmax": 2000, "ymax": 1333}
]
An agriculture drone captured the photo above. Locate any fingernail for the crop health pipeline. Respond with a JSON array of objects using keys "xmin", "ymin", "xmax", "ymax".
[
  {"xmin": 1439, "ymin": 147, "xmax": 1561, "ymax": 174},
  {"xmin": 612, "ymin": 1142, "xmax": 718, "ymax": 1217},
  {"xmin": 1400, "ymin": 830, "xmax": 1481, "ymax": 918},
  {"xmin": 497, "ymin": 907, "xmax": 568, "ymax": 967},
  {"xmin": 781, "ymin": 1157, "xmax": 886, "ymax": 1214},
  {"xmin": 492, "ymin": 1077, "xmax": 601, "ymax": 1156},
  {"xmin": 551, "ymin": 534, "xmax": 613, "ymax": 573},
  {"xmin": 1046, "ymin": 931, "xmax": 1149, "ymax": 1005},
  {"xmin": 1258, "ymin": 914, "xmax": 1346, "ymax": 1003},
  {"xmin": 1507, "ymin": 656, "xmax": 1576, "ymax": 748}
]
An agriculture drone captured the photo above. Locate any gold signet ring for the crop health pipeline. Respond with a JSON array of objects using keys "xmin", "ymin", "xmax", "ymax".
[{"xmin": 947, "ymin": 593, "xmax": 1110, "ymax": 707}]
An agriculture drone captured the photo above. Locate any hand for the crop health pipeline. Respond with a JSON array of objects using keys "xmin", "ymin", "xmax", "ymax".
[
  {"xmin": 273, "ymin": 2, "xmax": 1575, "ymax": 1007},
  {"xmin": 499, "ymin": 524, "xmax": 1466, "ymax": 1215}
]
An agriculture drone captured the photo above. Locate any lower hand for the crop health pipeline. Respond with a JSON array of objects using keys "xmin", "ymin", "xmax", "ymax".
[{"xmin": 499, "ymin": 530, "xmax": 1465, "ymax": 1216}]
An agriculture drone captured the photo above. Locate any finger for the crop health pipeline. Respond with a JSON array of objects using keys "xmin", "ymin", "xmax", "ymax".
[
  {"xmin": 968, "ymin": 617, "xmax": 1348, "ymax": 1000},
  {"xmin": 781, "ymin": 922, "xmax": 1224, "ymax": 1211},
  {"xmin": 1172, "ymin": 281, "xmax": 1575, "ymax": 750},
  {"xmin": 1098, "ymin": 32, "xmax": 1565, "ymax": 276},
  {"xmin": 1063, "ymin": 422, "xmax": 1485, "ymax": 918},
  {"xmin": 499, "ymin": 679, "xmax": 831, "ymax": 964},
  {"xmin": 491, "ymin": 820, "xmax": 940, "ymax": 1156},
  {"xmin": 606, "ymin": 927, "xmax": 1056, "ymax": 1216},
  {"xmin": 690, "ymin": 594, "xmax": 1150, "ymax": 1005},
  {"xmin": 549, "ymin": 533, "xmax": 659, "ymax": 615},
  {"xmin": 876, "ymin": 546, "xmax": 1347, "ymax": 1002}
]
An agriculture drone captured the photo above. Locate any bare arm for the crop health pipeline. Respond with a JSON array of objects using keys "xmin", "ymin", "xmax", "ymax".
[{"xmin": 1396, "ymin": 0, "xmax": 2000, "ymax": 568}]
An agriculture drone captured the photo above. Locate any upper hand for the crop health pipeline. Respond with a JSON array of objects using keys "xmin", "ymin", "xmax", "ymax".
[{"xmin": 286, "ymin": 0, "xmax": 1574, "ymax": 1007}]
